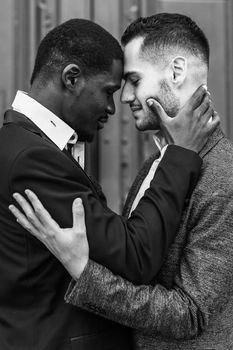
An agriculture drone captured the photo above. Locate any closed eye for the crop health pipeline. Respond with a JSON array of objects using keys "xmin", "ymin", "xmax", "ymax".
[
  {"xmin": 106, "ymin": 89, "xmax": 114, "ymax": 96},
  {"xmin": 130, "ymin": 79, "xmax": 139, "ymax": 86}
]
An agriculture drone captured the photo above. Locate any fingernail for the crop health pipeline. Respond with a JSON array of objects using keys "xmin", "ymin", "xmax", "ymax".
[
  {"xmin": 8, "ymin": 205, "xmax": 13, "ymax": 210},
  {"xmin": 202, "ymin": 84, "xmax": 207, "ymax": 90},
  {"xmin": 13, "ymin": 193, "xmax": 19, "ymax": 199},
  {"xmin": 25, "ymin": 189, "xmax": 30, "ymax": 195},
  {"xmin": 147, "ymin": 99, "xmax": 153, "ymax": 107},
  {"xmin": 74, "ymin": 198, "xmax": 82, "ymax": 206}
]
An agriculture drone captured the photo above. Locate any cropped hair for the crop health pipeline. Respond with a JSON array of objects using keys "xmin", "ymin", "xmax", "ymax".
[
  {"xmin": 31, "ymin": 18, "xmax": 123, "ymax": 84},
  {"xmin": 121, "ymin": 13, "xmax": 209, "ymax": 67}
]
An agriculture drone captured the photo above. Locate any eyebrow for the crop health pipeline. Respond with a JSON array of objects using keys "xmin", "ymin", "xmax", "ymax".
[
  {"xmin": 105, "ymin": 83, "xmax": 121, "ymax": 92},
  {"xmin": 115, "ymin": 84, "xmax": 122, "ymax": 90},
  {"xmin": 123, "ymin": 71, "xmax": 139, "ymax": 81},
  {"xmin": 112, "ymin": 83, "xmax": 122, "ymax": 90}
]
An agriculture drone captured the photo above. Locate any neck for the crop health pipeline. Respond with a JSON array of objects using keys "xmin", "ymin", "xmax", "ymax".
[
  {"xmin": 29, "ymin": 83, "xmax": 62, "ymax": 118},
  {"xmin": 179, "ymin": 79, "xmax": 207, "ymax": 109},
  {"xmin": 179, "ymin": 62, "xmax": 208, "ymax": 107}
]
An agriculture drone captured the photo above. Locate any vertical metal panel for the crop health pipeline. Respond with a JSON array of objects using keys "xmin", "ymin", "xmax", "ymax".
[
  {"xmin": 14, "ymin": 0, "xmax": 34, "ymax": 92},
  {"xmin": 59, "ymin": 0, "xmax": 91, "ymax": 22},
  {"xmin": 0, "ymin": 0, "xmax": 15, "ymax": 125},
  {"xmin": 14, "ymin": 0, "xmax": 60, "ymax": 94},
  {"xmin": 35, "ymin": 0, "xmax": 58, "ymax": 42}
]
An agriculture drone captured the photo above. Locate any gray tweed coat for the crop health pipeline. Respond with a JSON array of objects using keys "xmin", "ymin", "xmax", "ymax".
[{"xmin": 65, "ymin": 127, "xmax": 233, "ymax": 349}]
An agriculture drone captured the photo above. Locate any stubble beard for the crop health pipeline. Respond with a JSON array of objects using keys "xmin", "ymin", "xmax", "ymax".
[{"xmin": 135, "ymin": 80, "xmax": 180, "ymax": 132}]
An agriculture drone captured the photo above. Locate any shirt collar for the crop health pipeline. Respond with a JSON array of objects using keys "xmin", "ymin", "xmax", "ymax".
[
  {"xmin": 11, "ymin": 90, "xmax": 77, "ymax": 150},
  {"xmin": 152, "ymin": 130, "xmax": 168, "ymax": 152}
]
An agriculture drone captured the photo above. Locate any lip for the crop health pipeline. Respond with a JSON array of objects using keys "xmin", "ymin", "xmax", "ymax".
[
  {"xmin": 97, "ymin": 116, "xmax": 108, "ymax": 129},
  {"xmin": 130, "ymin": 105, "xmax": 142, "ymax": 112}
]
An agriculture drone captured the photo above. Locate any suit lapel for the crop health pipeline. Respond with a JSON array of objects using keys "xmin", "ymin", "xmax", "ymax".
[{"xmin": 122, "ymin": 152, "xmax": 160, "ymax": 218}]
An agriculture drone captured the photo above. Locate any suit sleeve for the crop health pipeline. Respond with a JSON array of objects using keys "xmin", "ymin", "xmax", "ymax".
[
  {"xmin": 64, "ymin": 192, "xmax": 233, "ymax": 339},
  {"xmin": 10, "ymin": 144, "xmax": 201, "ymax": 284}
]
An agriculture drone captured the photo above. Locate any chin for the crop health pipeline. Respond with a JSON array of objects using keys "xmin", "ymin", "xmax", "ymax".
[
  {"xmin": 85, "ymin": 135, "xmax": 95, "ymax": 143},
  {"xmin": 135, "ymin": 120, "xmax": 160, "ymax": 132},
  {"xmin": 135, "ymin": 124, "xmax": 147, "ymax": 131},
  {"xmin": 78, "ymin": 133, "xmax": 94, "ymax": 143}
]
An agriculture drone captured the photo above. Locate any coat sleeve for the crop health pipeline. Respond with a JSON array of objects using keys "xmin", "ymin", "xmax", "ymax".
[
  {"xmin": 64, "ymin": 191, "xmax": 233, "ymax": 339},
  {"xmin": 10, "ymin": 144, "xmax": 201, "ymax": 284}
]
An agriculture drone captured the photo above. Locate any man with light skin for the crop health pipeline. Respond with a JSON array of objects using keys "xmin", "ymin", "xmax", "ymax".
[{"xmin": 9, "ymin": 13, "xmax": 233, "ymax": 350}]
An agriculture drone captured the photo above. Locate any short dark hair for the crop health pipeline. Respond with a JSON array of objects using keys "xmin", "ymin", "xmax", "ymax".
[
  {"xmin": 31, "ymin": 18, "xmax": 123, "ymax": 84},
  {"xmin": 121, "ymin": 13, "xmax": 209, "ymax": 67}
]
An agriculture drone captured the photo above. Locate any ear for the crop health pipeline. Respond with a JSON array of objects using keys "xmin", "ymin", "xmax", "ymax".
[
  {"xmin": 170, "ymin": 56, "xmax": 187, "ymax": 87},
  {"xmin": 61, "ymin": 64, "xmax": 84, "ymax": 93}
]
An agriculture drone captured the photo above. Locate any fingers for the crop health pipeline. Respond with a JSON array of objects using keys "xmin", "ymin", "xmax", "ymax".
[
  {"xmin": 146, "ymin": 98, "xmax": 169, "ymax": 125},
  {"xmin": 212, "ymin": 111, "xmax": 220, "ymax": 125},
  {"xmin": 12, "ymin": 192, "xmax": 43, "ymax": 230},
  {"xmin": 195, "ymin": 94, "xmax": 213, "ymax": 121},
  {"xmin": 207, "ymin": 111, "xmax": 220, "ymax": 132},
  {"xmin": 24, "ymin": 189, "xmax": 60, "ymax": 230},
  {"xmin": 8, "ymin": 204, "xmax": 38, "ymax": 236},
  {"xmin": 186, "ymin": 84, "xmax": 208, "ymax": 110},
  {"xmin": 72, "ymin": 198, "xmax": 86, "ymax": 234},
  {"xmin": 196, "ymin": 104, "xmax": 213, "ymax": 129}
]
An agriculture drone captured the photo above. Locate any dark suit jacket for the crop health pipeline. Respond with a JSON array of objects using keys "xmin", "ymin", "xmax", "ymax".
[
  {"xmin": 65, "ymin": 127, "xmax": 233, "ymax": 349},
  {"xmin": 0, "ymin": 110, "xmax": 201, "ymax": 349}
]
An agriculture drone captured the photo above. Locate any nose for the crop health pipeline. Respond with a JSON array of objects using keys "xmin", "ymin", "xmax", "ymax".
[
  {"xmin": 120, "ymin": 82, "xmax": 135, "ymax": 104},
  {"xmin": 106, "ymin": 96, "xmax": 116, "ymax": 115}
]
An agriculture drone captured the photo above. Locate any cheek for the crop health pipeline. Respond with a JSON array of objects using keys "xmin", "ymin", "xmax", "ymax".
[
  {"xmin": 137, "ymin": 82, "xmax": 160, "ymax": 108},
  {"xmin": 94, "ymin": 96, "xmax": 106, "ymax": 111}
]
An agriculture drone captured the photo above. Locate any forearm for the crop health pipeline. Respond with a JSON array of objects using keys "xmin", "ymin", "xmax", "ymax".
[
  {"xmin": 65, "ymin": 260, "xmax": 204, "ymax": 339},
  {"xmin": 11, "ymin": 144, "xmax": 202, "ymax": 284}
]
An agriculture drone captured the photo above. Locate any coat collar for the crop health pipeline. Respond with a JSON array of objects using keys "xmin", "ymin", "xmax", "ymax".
[
  {"xmin": 199, "ymin": 126, "xmax": 225, "ymax": 159},
  {"xmin": 4, "ymin": 109, "xmax": 47, "ymax": 139}
]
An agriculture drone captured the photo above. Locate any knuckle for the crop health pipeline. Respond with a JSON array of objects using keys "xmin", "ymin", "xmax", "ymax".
[
  {"xmin": 24, "ymin": 224, "xmax": 33, "ymax": 232},
  {"xmin": 27, "ymin": 212, "xmax": 35, "ymax": 222},
  {"xmin": 34, "ymin": 204, "xmax": 42, "ymax": 217},
  {"xmin": 76, "ymin": 230, "xmax": 86, "ymax": 238},
  {"xmin": 47, "ymin": 229, "xmax": 55, "ymax": 238},
  {"xmin": 34, "ymin": 206, "xmax": 41, "ymax": 215}
]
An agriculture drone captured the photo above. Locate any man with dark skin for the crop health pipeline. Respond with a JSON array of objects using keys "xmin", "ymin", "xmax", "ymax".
[{"xmin": 4, "ymin": 17, "xmax": 218, "ymax": 350}]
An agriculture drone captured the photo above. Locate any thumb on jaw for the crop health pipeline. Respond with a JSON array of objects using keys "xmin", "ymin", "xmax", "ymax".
[
  {"xmin": 72, "ymin": 198, "xmax": 86, "ymax": 232},
  {"xmin": 146, "ymin": 98, "xmax": 169, "ymax": 125}
]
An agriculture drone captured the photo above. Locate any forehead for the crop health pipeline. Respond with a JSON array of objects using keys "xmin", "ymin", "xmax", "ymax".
[
  {"xmin": 123, "ymin": 37, "xmax": 159, "ymax": 76},
  {"xmin": 96, "ymin": 59, "xmax": 123, "ymax": 88},
  {"xmin": 109, "ymin": 59, "xmax": 123, "ymax": 84}
]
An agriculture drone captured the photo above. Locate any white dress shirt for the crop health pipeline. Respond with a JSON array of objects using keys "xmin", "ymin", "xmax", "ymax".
[
  {"xmin": 129, "ymin": 133, "xmax": 168, "ymax": 217},
  {"xmin": 12, "ymin": 90, "xmax": 85, "ymax": 168}
]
